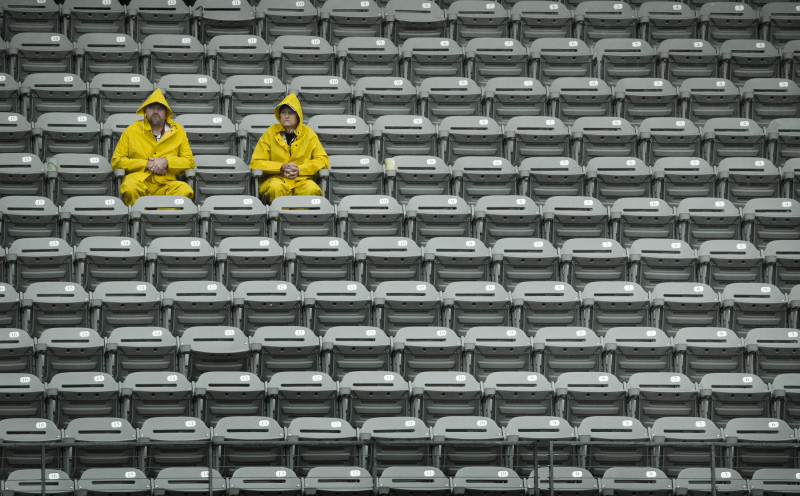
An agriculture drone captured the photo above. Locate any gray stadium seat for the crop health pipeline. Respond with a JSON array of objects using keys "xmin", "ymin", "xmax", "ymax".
[
  {"xmin": 384, "ymin": 0, "xmax": 447, "ymax": 44},
  {"xmin": 194, "ymin": 371, "xmax": 266, "ymax": 427},
  {"xmin": 594, "ymin": 39, "xmax": 657, "ymax": 86},
  {"xmin": 303, "ymin": 280, "xmax": 372, "ymax": 333},
  {"xmin": 62, "ymin": 416, "xmax": 135, "ymax": 474},
  {"xmin": 127, "ymin": 0, "xmax": 191, "ymax": 41},
  {"xmin": 574, "ymin": 1, "xmax": 637, "ymax": 46},
  {"xmin": 577, "ymin": 415, "xmax": 649, "ymax": 476},
  {"xmin": 336, "ymin": 194, "xmax": 404, "ymax": 245},
  {"xmin": 650, "ymin": 157, "xmax": 714, "ymax": 207},
  {"xmin": 491, "ymin": 238, "xmax": 558, "ymax": 291},
  {"xmin": 232, "ymin": 280, "xmax": 303, "ymax": 335},
  {"xmin": 650, "ymin": 416, "xmax": 722, "ymax": 478},
  {"xmin": 322, "ymin": 0, "xmax": 383, "ymax": 44},
  {"xmin": 626, "ymin": 372, "xmax": 699, "ymax": 427},
  {"xmin": 483, "ymin": 371, "xmax": 554, "ymax": 428},
  {"xmin": 763, "ymin": 240, "xmax": 800, "ymax": 293},
  {"xmin": 76, "ymin": 468, "xmax": 151, "ymax": 496},
  {"xmin": 464, "ymin": 38, "xmax": 527, "ymax": 86},
  {"xmin": 600, "ymin": 467, "xmax": 672, "ymax": 496},
  {"xmin": 21, "ymin": 72, "xmax": 88, "ymax": 122},
  {"xmin": 303, "ymin": 466, "xmax": 372, "ymax": 496},
  {"xmin": 250, "ymin": 325, "xmax": 320, "ymax": 381},
  {"xmin": 161, "ymin": 280, "xmax": 232, "ymax": 336},
  {"xmin": 321, "ymin": 326, "xmax": 391, "ymax": 381},
  {"xmin": 37, "ymin": 328, "xmax": 104, "ymax": 382},
  {"xmin": 442, "ymin": 281, "xmax": 511, "ymax": 336},
  {"xmin": 505, "ymin": 416, "xmax": 577, "ymax": 474},
  {"xmin": 516, "ymin": 156, "xmax": 582, "ymax": 203},
  {"xmin": 192, "ymin": 0, "xmax": 257, "ymax": 44},
  {"xmin": 257, "ymin": 0, "xmax": 319, "ymax": 43},
  {"xmin": 533, "ymin": 327, "xmax": 602, "ymax": 381},
  {"xmin": 130, "ymin": 195, "xmax": 198, "ymax": 246},
  {"xmin": 0, "ymin": 372, "xmax": 42, "ymax": 419},
  {"xmin": 173, "ymin": 114, "xmax": 236, "ymax": 156},
  {"xmin": 429, "ymin": 415, "xmax": 504, "ymax": 478},
  {"xmin": 463, "ymin": 327, "xmax": 532, "ymax": 382},
  {"xmin": 146, "ymin": 236, "xmax": 215, "ymax": 292},
  {"xmin": 91, "ymin": 281, "xmax": 161, "ymax": 337},
  {"xmin": 697, "ymin": 239, "xmax": 763, "ymax": 293},
  {"xmin": 89, "ymin": 74, "xmax": 154, "ymax": 123},
  {"xmin": 637, "ymin": 1, "xmax": 698, "ymax": 46},
  {"xmin": 676, "ymin": 197, "xmax": 741, "ymax": 250},
  {"xmin": 0, "ymin": 153, "xmax": 45, "ymax": 197},
  {"xmin": 678, "ymin": 77, "xmax": 739, "ymax": 126},
  {"xmin": 399, "ymin": 37, "xmax": 464, "ymax": 86},
  {"xmin": 179, "ymin": 325, "xmax": 250, "ymax": 381},
  {"xmin": 339, "ymin": 370, "xmax": 410, "ymax": 428},
  {"xmin": 512, "ymin": 281, "xmax": 582, "ymax": 335},
  {"xmin": 106, "ymin": 327, "xmax": 177, "ymax": 381},
  {"xmin": 355, "ymin": 238, "xmax": 423, "ymax": 292},
  {"xmin": 628, "ymin": 239, "xmax": 697, "ymax": 292},
  {"xmin": 336, "ymin": 37, "xmax": 400, "ymax": 84},
  {"xmin": 541, "ymin": 196, "xmax": 609, "ymax": 247},
  {"xmin": 560, "ymin": 238, "xmax": 627, "ymax": 292},
  {"xmin": 716, "ymin": 157, "xmax": 780, "ymax": 209},
  {"xmin": 724, "ymin": 417, "xmax": 797, "ymax": 478},
  {"xmin": 359, "ymin": 416, "xmax": 432, "ymax": 473},
  {"xmin": 392, "ymin": 326, "xmax": 463, "ymax": 381},
  {"xmin": 555, "ymin": 372, "xmax": 626, "ymax": 425},
  {"xmin": 288, "ymin": 75, "xmax": 352, "ymax": 121},
  {"xmin": 199, "ymin": 195, "xmax": 267, "ymax": 246},
  {"xmin": 698, "ymin": 373, "xmax": 770, "ymax": 427},
  {"xmin": 418, "ymin": 77, "xmax": 481, "ymax": 126},
  {"xmin": 404, "ymin": 195, "xmax": 472, "ymax": 246},
  {"xmin": 226, "ymin": 466, "xmax": 297, "ymax": 493},
  {"xmin": 74, "ymin": 33, "xmax": 140, "ymax": 81},
  {"xmin": 0, "ymin": 112, "xmax": 32, "ymax": 154},
  {"xmin": 141, "ymin": 34, "xmax": 205, "ymax": 83},
  {"xmin": 121, "ymin": 371, "xmax": 193, "ymax": 428},
  {"xmin": 0, "ymin": 418, "xmax": 62, "ymax": 477},
  {"xmin": 49, "ymin": 154, "xmax": 115, "ymax": 206},
  {"xmin": 384, "ymin": 155, "xmax": 451, "ymax": 205},
  {"xmin": 673, "ymin": 326, "xmax": 744, "ymax": 382},
  {"xmin": 423, "ymin": 237, "xmax": 490, "ymax": 292},
  {"xmin": 216, "ymin": 237, "xmax": 283, "ymax": 291},
  {"xmin": 151, "ymin": 467, "xmax": 225, "ymax": 496},
  {"xmin": 139, "ymin": 417, "xmax": 212, "ymax": 476},
  {"xmin": 353, "ymin": 77, "xmax": 416, "ymax": 128},
  {"xmin": 584, "ymin": 156, "xmax": 650, "ymax": 207},
  {"xmin": 267, "ymin": 370, "xmax": 338, "ymax": 427},
  {"xmin": 529, "ymin": 38, "xmax": 593, "ymax": 86},
  {"xmin": 721, "ymin": 282, "xmax": 788, "ymax": 337},
  {"xmin": 269, "ymin": 196, "xmax": 335, "ymax": 247},
  {"xmin": 7, "ymin": 238, "xmax": 73, "ymax": 293},
  {"xmin": 59, "ymin": 196, "xmax": 129, "ymax": 245},
  {"xmin": 510, "ymin": 1, "xmax": 572, "ymax": 45},
  {"xmin": 482, "ymin": 77, "xmax": 547, "ymax": 126},
  {"xmin": 377, "ymin": 466, "xmax": 449, "ymax": 496},
  {"xmin": 372, "ymin": 115, "xmax": 437, "ymax": 162},
  {"xmin": 74, "ymin": 236, "xmax": 144, "ymax": 292},
  {"xmin": 223, "ymin": 76, "xmax": 285, "ymax": 125},
  {"xmin": 372, "ymin": 281, "xmax": 440, "ymax": 335},
  {"xmin": 188, "ymin": 156, "xmax": 256, "ymax": 202},
  {"xmin": 9, "ymin": 32, "xmax": 73, "ymax": 80},
  {"xmin": 21, "ymin": 282, "xmax": 90, "ymax": 339},
  {"xmin": 603, "ymin": 326, "xmax": 673, "ymax": 382},
  {"xmin": 698, "ymin": 2, "xmax": 758, "ymax": 48},
  {"xmin": 742, "ymin": 78, "xmax": 800, "ymax": 127},
  {"xmin": 527, "ymin": 466, "xmax": 598, "ymax": 496},
  {"xmin": 271, "ymin": 35, "xmax": 335, "ymax": 85},
  {"xmin": 548, "ymin": 77, "xmax": 613, "ymax": 126}
]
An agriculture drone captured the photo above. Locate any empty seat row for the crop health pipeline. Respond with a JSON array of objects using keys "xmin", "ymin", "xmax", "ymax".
[
  {"xmin": 2, "ymin": 363, "xmax": 799, "ymax": 436},
  {"xmin": 0, "ymin": 412, "xmax": 797, "ymax": 485},
  {"xmin": 4, "ymin": 465, "xmax": 800, "ymax": 496},
  {"xmin": 2, "ymin": 0, "xmax": 798, "ymax": 50},
  {"xmin": 2, "ymin": 225, "xmax": 800, "ymax": 292},
  {"xmin": 4, "ymin": 69, "xmax": 799, "ymax": 130},
  {"xmin": 3, "ymin": 30, "xmax": 800, "ymax": 88},
  {"xmin": 2, "ymin": 317, "xmax": 798, "ymax": 382}
]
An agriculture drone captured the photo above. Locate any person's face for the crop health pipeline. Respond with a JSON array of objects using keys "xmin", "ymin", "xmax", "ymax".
[
  {"xmin": 279, "ymin": 107, "xmax": 299, "ymax": 130},
  {"xmin": 145, "ymin": 103, "xmax": 167, "ymax": 128}
]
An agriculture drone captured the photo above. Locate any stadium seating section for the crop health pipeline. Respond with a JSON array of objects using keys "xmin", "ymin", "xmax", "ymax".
[{"xmin": 0, "ymin": 0, "xmax": 799, "ymax": 491}]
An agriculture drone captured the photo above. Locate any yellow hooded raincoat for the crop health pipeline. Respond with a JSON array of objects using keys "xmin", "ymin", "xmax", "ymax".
[
  {"xmin": 249, "ymin": 93, "xmax": 329, "ymax": 203},
  {"xmin": 111, "ymin": 88, "xmax": 195, "ymax": 205}
]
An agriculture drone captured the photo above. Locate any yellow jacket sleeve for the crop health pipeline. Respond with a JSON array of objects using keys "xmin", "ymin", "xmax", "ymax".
[
  {"xmin": 249, "ymin": 129, "xmax": 285, "ymax": 174},
  {"xmin": 110, "ymin": 129, "xmax": 148, "ymax": 173}
]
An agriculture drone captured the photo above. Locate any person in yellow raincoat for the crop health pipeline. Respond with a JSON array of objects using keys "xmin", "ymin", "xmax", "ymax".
[
  {"xmin": 249, "ymin": 94, "xmax": 329, "ymax": 203},
  {"xmin": 111, "ymin": 88, "xmax": 195, "ymax": 206}
]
